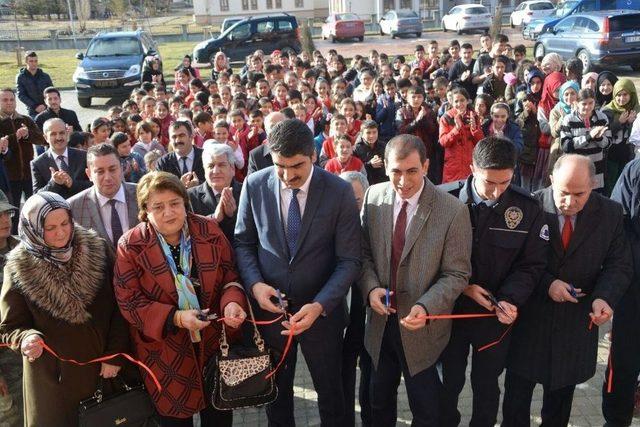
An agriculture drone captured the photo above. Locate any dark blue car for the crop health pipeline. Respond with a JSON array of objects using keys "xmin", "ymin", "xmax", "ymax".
[{"xmin": 73, "ymin": 30, "xmax": 160, "ymax": 107}]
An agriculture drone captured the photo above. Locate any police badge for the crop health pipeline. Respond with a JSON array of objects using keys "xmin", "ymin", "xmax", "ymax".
[{"xmin": 504, "ymin": 206, "xmax": 524, "ymax": 229}]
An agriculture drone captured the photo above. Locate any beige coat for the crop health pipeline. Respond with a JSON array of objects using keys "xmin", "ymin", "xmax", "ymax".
[{"xmin": 359, "ymin": 178, "xmax": 472, "ymax": 376}]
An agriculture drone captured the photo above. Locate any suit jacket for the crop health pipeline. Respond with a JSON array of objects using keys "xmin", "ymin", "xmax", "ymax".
[
  {"xmin": 359, "ymin": 178, "xmax": 472, "ymax": 376},
  {"xmin": 234, "ymin": 166, "xmax": 361, "ymax": 347},
  {"xmin": 187, "ymin": 180, "xmax": 241, "ymax": 243},
  {"xmin": 247, "ymin": 144, "xmax": 273, "ymax": 175},
  {"xmin": 508, "ymin": 187, "xmax": 632, "ymax": 390},
  {"xmin": 113, "ymin": 214, "xmax": 246, "ymax": 418},
  {"xmin": 31, "ymin": 148, "xmax": 92, "ymax": 199},
  {"xmin": 156, "ymin": 148, "xmax": 205, "ymax": 183},
  {"xmin": 67, "ymin": 183, "xmax": 140, "ymax": 246}
]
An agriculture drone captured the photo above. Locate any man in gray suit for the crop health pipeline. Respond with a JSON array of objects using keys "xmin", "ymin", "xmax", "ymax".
[
  {"xmin": 359, "ymin": 134, "xmax": 472, "ymax": 426},
  {"xmin": 68, "ymin": 143, "xmax": 139, "ymax": 247}
]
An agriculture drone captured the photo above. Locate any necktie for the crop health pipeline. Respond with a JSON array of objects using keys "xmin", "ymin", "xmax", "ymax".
[
  {"xmin": 180, "ymin": 156, "xmax": 189, "ymax": 175},
  {"xmin": 109, "ymin": 199, "xmax": 123, "ymax": 246},
  {"xmin": 390, "ymin": 201, "xmax": 409, "ymax": 310},
  {"xmin": 286, "ymin": 189, "xmax": 301, "ymax": 258},
  {"xmin": 561, "ymin": 215, "xmax": 573, "ymax": 250},
  {"xmin": 57, "ymin": 155, "xmax": 70, "ymax": 173}
]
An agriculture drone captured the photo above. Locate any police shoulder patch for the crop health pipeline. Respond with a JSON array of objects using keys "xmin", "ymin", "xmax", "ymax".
[{"xmin": 539, "ymin": 224, "xmax": 550, "ymax": 241}]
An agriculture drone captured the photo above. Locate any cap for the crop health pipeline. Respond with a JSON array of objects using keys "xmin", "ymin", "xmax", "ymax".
[{"xmin": 0, "ymin": 190, "xmax": 17, "ymax": 213}]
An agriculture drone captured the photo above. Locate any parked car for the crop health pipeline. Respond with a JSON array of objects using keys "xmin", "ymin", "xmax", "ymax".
[
  {"xmin": 534, "ymin": 10, "xmax": 640, "ymax": 71},
  {"xmin": 72, "ymin": 30, "xmax": 160, "ymax": 108},
  {"xmin": 441, "ymin": 4, "xmax": 492, "ymax": 34},
  {"xmin": 322, "ymin": 13, "xmax": 365, "ymax": 42},
  {"xmin": 193, "ymin": 13, "xmax": 301, "ymax": 65},
  {"xmin": 510, "ymin": 0, "xmax": 555, "ymax": 27},
  {"xmin": 379, "ymin": 9, "xmax": 423, "ymax": 38},
  {"xmin": 523, "ymin": 0, "xmax": 640, "ymax": 39}
]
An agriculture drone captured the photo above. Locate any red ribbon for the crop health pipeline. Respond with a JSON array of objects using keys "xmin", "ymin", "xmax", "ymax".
[{"xmin": 0, "ymin": 341, "xmax": 162, "ymax": 392}]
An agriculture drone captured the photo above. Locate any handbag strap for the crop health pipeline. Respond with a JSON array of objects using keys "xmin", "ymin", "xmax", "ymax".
[{"xmin": 219, "ymin": 290, "xmax": 267, "ymax": 356}]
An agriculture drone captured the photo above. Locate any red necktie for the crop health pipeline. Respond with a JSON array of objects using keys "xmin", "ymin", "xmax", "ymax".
[
  {"xmin": 390, "ymin": 201, "xmax": 408, "ymax": 310},
  {"xmin": 561, "ymin": 215, "xmax": 573, "ymax": 250}
]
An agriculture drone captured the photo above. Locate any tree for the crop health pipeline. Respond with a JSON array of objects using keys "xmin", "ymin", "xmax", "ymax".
[
  {"xmin": 74, "ymin": 0, "xmax": 90, "ymax": 32},
  {"xmin": 300, "ymin": 19, "xmax": 315, "ymax": 56},
  {"xmin": 489, "ymin": 0, "xmax": 503, "ymax": 40}
]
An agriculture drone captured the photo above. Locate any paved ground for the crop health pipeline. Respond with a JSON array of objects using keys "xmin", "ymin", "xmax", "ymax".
[{"xmin": 225, "ymin": 325, "xmax": 639, "ymax": 427}]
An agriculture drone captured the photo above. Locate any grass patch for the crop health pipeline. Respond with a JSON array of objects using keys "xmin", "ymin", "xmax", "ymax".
[{"xmin": 0, "ymin": 41, "xmax": 198, "ymax": 90}]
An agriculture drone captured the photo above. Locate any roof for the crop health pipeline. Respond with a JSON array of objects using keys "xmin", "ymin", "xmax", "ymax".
[
  {"xmin": 570, "ymin": 9, "xmax": 640, "ymax": 17},
  {"xmin": 456, "ymin": 3, "xmax": 488, "ymax": 8},
  {"xmin": 95, "ymin": 30, "xmax": 145, "ymax": 38}
]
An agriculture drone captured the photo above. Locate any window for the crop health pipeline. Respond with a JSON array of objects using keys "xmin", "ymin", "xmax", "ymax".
[
  {"xmin": 266, "ymin": 0, "xmax": 272, "ymax": 9},
  {"xmin": 295, "ymin": 0, "xmax": 304, "ymax": 6},
  {"xmin": 277, "ymin": 19, "xmax": 294, "ymax": 31},
  {"xmin": 251, "ymin": 0, "xmax": 257, "ymax": 9},
  {"xmin": 257, "ymin": 21, "xmax": 275, "ymax": 33},
  {"xmin": 555, "ymin": 17, "xmax": 576, "ymax": 32},
  {"xmin": 275, "ymin": 0, "xmax": 282, "ymax": 7},
  {"xmin": 242, "ymin": 0, "xmax": 248, "ymax": 10},
  {"xmin": 220, "ymin": 0, "xmax": 229, "ymax": 12},
  {"xmin": 230, "ymin": 23, "xmax": 251, "ymax": 39}
]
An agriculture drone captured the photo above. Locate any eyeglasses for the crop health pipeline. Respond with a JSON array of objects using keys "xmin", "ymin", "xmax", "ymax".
[{"xmin": 0, "ymin": 210, "xmax": 15, "ymax": 219}]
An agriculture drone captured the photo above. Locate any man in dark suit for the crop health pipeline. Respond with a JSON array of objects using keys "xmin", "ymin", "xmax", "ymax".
[
  {"xmin": 602, "ymin": 159, "xmax": 640, "ymax": 427},
  {"xmin": 156, "ymin": 120, "xmax": 204, "ymax": 188},
  {"xmin": 34, "ymin": 87, "xmax": 82, "ymax": 132},
  {"xmin": 234, "ymin": 119, "xmax": 361, "ymax": 426},
  {"xmin": 68, "ymin": 143, "xmax": 139, "ymax": 247},
  {"xmin": 247, "ymin": 111, "xmax": 284, "ymax": 175},
  {"xmin": 31, "ymin": 118, "xmax": 91, "ymax": 199},
  {"xmin": 188, "ymin": 143, "xmax": 241, "ymax": 243},
  {"xmin": 503, "ymin": 154, "xmax": 632, "ymax": 426}
]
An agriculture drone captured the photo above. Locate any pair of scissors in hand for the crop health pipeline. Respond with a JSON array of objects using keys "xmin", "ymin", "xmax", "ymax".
[{"xmin": 485, "ymin": 292, "xmax": 513, "ymax": 322}]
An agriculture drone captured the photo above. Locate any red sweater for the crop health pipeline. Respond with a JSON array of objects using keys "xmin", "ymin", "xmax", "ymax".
[
  {"xmin": 438, "ymin": 108, "xmax": 484, "ymax": 183},
  {"xmin": 324, "ymin": 156, "xmax": 364, "ymax": 175}
]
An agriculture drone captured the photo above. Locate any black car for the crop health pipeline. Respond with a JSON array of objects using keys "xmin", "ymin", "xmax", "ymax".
[
  {"xmin": 193, "ymin": 13, "xmax": 302, "ymax": 64},
  {"xmin": 72, "ymin": 30, "xmax": 160, "ymax": 107}
]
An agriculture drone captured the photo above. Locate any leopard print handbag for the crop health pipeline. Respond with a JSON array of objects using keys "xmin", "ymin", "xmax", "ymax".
[{"xmin": 203, "ymin": 298, "xmax": 278, "ymax": 410}]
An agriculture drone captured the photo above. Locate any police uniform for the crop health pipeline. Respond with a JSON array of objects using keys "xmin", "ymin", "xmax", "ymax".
[{"xmin": 437, "ymin": 176, "xmax": 549, "ymax": 427}]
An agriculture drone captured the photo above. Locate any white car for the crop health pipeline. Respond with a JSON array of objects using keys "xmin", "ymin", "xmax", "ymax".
[
  {"xmin": 442, "ymin": 4, "xmax": 492, "ymax": 35},
  {"xmin": 510, "ymin": 0, "xmax": 555, "ymax": 27}
]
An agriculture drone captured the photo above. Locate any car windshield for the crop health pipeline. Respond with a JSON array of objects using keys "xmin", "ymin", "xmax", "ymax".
[
  {"xmin": 86, "ymin": 37, "xmax": 141, "ymax": 57},
  {"xmin": 397, "ymin": 10, "xmax": 418, "ymax": 18},
  {"xmin": 466, "ymin": 7, "xmax": 488, "ymax": 14},
  {"xmin": 531, "ymin": 2, "xmax": 554, "ymax": 9},
  {"xmin": 556, "ymin": 1, "xmax": 577, "ymax": 16},
  {"xmin": 609, "ymin": 14, "xmax": 640, "ymax": 31},
  {"xmin": 336, "ymin": 13, "xmax": 359, "ymax": 20}
]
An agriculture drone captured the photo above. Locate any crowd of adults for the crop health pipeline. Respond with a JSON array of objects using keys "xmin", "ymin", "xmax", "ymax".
[{"xmin": 0, "ymin": 32, "xmax": 638, "ymax": 426}]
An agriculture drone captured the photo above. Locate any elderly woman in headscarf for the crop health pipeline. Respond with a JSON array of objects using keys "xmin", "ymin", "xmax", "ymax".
[
  {"xmin": 546, "ymin": 80, "xmax": 580, "ymax": 178},
  {"xmin": 515, "ymin": 68, "xmax": 544, "ymax": 190},
  {"xmin": 114, "ymin": 171, "xmax": 247, "ymax": 426},
  {"xmin": 596, "ymin": 70, "xmax": 618, "ymax": 108},
  {"xmin": 540, "ymin": 53, "xmax": 563, "ymax": 75},
  {"xmin": 602, "ymin": 78, "xmax": 640, "ymax": 194},
  {"xmin": 211, "ymin": 51, "xmax": 233, "ymax": 82},
  {"xmin": 581, "ymin": 72, "xmax": 598, "ymax": 91},
  {"xmin": 0, "ymin": 192, "xmax": 129, "ymax": 427}
]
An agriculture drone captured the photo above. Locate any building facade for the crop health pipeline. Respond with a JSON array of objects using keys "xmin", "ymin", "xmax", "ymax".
[{"xmin": 193, "ymin": 0, "xmax": 329, "ymax": 24}]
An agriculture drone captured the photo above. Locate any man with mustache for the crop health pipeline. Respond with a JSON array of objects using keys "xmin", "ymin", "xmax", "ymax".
[{"xmin": 156, "ymin": 120, "xmax": 205, "ymax": 189}]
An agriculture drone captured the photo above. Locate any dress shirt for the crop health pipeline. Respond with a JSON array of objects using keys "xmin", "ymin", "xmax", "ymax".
[
  {"xmin": 557, "ymin": 211, "xmax": 577, "ymax": 233},
  {"xmin": 471, "ymin": 178, "xmax": 498, "ymax": 207},
  {"xmin": 280, "ymin": 166, "xmax": 314, "ymax": 229},
  {"xmin": 96, "ymin": 185, "xmax": 129, "ymax": 242},
  {"xmin": 50, "ymin": 147, "xmax": 69, "ymax": 170},
  {"xmin": 393, "ymin": 178, "xmax": 424, "ymax": 232},
  {"xmin": 176, "ymin": 147, "xmax": 195, "ymax": 173}
]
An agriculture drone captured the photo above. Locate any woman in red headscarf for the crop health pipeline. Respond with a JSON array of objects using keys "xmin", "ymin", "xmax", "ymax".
[{"xmin": 532, "ymin": 71, "xmax": 566, "ymax": 190}]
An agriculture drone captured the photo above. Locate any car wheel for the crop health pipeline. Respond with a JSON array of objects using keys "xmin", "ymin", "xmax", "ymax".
[
  {"xmin": 379, "ymin": 26, "xmax": 384, "ymax": 36},
  {"xmin": 331, "ymin": 35, "xmax": 336, "ymax": 43},
  {"xmin": 456, "ymin": 23, "xmax": 463, "ymax": 35},
  {"xmin": 416, "ymin": 32, "xmax": 422, "ymax": 37},
  {"xmin": 78, "ymin": 97, "xmax": 91, "ymax": 108},
  {"xmin": 442, "ymin": 20, "xmax": 447, "ymax": 32},
  {"xmin": 358, "ymin": 36, "xmax": 364, "ymax": 42},
  {"xmin": 321, "ymin": 33, "xmax": 326, "ymax": 40},
  {"xmin": 510, "ymin": 18, "xmax": 515, "ymax": 28},
  {"xmin": 391, "ymin": 33, "xmax": 396, "ymax": 39},
  {"xmin": 577, "ymin": 49, "xmax": 592, "ymax": 72},
  {"xmin": 534, "ymin": 43, "xmax": 545, "ymax": 59}
]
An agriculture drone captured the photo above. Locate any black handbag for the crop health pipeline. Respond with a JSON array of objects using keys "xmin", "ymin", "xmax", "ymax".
[
  {"xmin": 79, "ymin": 377, "xmax": 158, "ymax": 427},
  {"xmin": 203, "ymin": 301, "xmax": 278, "ymax": 410}
]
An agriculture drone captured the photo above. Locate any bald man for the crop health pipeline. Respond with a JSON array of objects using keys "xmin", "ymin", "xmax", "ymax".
[
  {"xmin": 247, "ymin": 111, "xmax": 285, "ymax": 174},
  {"xmin": 503, "ymin": 154, "xmax": 632, "ymax": 426}
]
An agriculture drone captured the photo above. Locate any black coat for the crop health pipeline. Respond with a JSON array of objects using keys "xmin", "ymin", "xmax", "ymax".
[
  {"xmin": 31, "ymin": 148, "xmax": 92, "ymax": 199},
  {"xmin": 187, "ymin": 180, "xmax": 241, "ymax": 243},
  {"xmin": 353, "ymin": 136, "xmax": 388, "ymax": 185},
  {"xmin": 16, "ymin": 68, "xmax": 53, "ymax": 117},
  {"xmin": 34, "ymin": 108, "xmax": 82, "ymax": 132},
  {"xmin": 247, "ymin": 144, "xmax": 273, "ymax": 176},
  {"xmin": 156, "ymin": 148, "xmax": 205, "ymax": 183},
  {"xmin": 508, "ymin": 187, "xmax": 632, "ymax": 390}
]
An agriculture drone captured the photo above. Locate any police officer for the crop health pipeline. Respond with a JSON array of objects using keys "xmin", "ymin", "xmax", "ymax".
[{"xmin": 438, "ymin": 136, "xmax": 549, "ymax": 427}]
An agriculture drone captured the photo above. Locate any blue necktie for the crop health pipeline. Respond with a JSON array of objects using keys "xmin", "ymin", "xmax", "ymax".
[{"xmin": 287, "ymin": 189, "xmax": 301, "ymax": 257}]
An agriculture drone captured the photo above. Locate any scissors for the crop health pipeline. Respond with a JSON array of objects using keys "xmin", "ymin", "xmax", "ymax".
[
  {"xmin": 568, "ymin": 283, "xmax": 579, "ymax": 299},
  {"xmin": 485, "ymin": 292, "xmax": 513, "ymax": 322},
  {"xmin": 196, "ymin": 311, "xmax": 218, "ymax": 321},
  {"xmin": 276, "ymin": 289, "xmax": 289, "ymax": 312}
]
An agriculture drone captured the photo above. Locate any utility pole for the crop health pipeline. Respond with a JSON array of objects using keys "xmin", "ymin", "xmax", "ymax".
[{"xmin": 66, "ymin": 0, "xmax": 79, "ymax": 51}]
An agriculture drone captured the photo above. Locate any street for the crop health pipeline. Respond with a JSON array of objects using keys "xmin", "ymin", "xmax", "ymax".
[{"xmin": 17, "ymin": 28, "xmax": 639, "ymax": 127}]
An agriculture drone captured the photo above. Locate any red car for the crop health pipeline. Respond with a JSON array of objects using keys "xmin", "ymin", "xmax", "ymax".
[{"xmin": 321, "ymin": 13, "xmax": 365, "ymax": 43}]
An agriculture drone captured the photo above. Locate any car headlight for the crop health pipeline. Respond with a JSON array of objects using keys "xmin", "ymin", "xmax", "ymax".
[
  {"xmin": 534, "ymin": 23, "xmax": 545, "ymax": 31},
  {"xmin": 72, "ymin": 66, "xmax": 88, "ymax": 81},
  {"xmin": 124, "ymin": 64, "xmax": 140, "ymax": 78}
]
